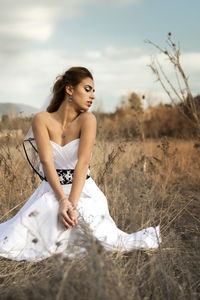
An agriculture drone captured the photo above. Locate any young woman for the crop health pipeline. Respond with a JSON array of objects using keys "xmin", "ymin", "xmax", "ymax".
[{"xmin": 0, "ymin": 66, "xmax": 161, "ymax": 261}]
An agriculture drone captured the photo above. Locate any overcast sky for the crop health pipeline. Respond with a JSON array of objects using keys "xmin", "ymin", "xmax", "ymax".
[{"xmin": 0, "ymin": 0, "xmax": 199, "ymax": 112}]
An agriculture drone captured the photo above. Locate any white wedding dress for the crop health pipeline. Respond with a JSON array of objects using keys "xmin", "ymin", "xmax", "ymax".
[{"xmin": 0, "ymin": 138, "xmax": 161, "ymax": 261}]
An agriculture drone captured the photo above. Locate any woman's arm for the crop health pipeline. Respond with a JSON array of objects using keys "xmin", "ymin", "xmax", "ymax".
[
  {"xmin": 68, "ymin": 112, "xmax": 97, "ymax": 207},
  {"xmin": 32, "ymin": 112, "xmax": 75, "ymax": 229},
  {"xmin": 32, "ymin": 112, "xmax": 66, "ymax": 200}
]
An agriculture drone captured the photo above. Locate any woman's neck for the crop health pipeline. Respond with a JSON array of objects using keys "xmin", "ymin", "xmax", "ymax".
[{"xmin": 53, "ymin": 100, "xmax": 80, "ymax": 129}]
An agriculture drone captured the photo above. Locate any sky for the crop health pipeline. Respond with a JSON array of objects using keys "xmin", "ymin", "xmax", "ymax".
[{"xmin": 0, "ymin": 0, "xmax": 200, "ymax": 113}]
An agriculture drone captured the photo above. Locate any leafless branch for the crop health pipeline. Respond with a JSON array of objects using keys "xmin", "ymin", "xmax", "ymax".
[{"xmin": 145, "ymin": 33, "xmax": 199, "ymax": 127}]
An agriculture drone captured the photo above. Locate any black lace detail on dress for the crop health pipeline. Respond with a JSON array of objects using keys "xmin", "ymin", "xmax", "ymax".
[{"xmin": 44, "ymin": 169, "xmax": 90, "ymax": 185}]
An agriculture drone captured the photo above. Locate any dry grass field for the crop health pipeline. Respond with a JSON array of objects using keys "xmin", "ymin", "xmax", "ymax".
[{"xmin": 0, "ymin": 134, "xmax": 199, "ymax": 300}]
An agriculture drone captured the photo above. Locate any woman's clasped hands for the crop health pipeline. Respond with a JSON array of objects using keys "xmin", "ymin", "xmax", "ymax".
[{"xmin": 58, "ymin": 196, "xmax": 78, "ymax": 230}]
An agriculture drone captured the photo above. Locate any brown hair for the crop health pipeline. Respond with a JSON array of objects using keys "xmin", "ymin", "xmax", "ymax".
[{"xmin": 47, "ymin": 66, "xmax": 93, "ymax": 113}]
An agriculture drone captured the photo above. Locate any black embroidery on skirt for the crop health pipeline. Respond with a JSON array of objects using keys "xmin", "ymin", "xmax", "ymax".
[{"xmin": 44, "ymin": 169, "xmax": 90, "ymax": 185}]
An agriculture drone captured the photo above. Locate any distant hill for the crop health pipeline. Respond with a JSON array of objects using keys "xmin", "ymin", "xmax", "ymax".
[{"xmin": 0, "ymin": 102, "xmax": 39, "ymax": 118}]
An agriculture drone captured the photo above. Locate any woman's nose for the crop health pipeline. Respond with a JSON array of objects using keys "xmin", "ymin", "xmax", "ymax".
[{"xmin": 90, "ymin": 92, "xmax": 95, "ymax": 99}]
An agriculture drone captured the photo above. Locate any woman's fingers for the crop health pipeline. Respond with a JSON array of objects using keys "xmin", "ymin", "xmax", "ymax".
[
  {"xmin": 62, "ymin": 211, "xmax": 75, "ymax": 226},
  {"xmin": 68, "ymin": 209, "xmax": 78, "ymax": 225},
  {"xmin": 60, "ymin": 215, "xmax": 73, "ymax": 229},
  {"xmin": 58, "ymin": 212, "xmax": 72, "ymax": 229},
  {"xmin": 62, "ymin": 218, "xmax": 72, "ymax": 229},
  {"xmin": 58, "ymin": 203, "xmax": 79, "ymax": 230}
]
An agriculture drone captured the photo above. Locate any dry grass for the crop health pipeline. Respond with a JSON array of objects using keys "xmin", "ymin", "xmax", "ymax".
[{"xmin": 0, "ymin": 135, "xmax": 199, "ymax": 300}]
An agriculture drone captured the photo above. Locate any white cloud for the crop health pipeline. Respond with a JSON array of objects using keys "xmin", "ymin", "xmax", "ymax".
[
  {"xmin": 102, "ymin": 45, "xmax": 150, "ymax": 60},
  {"xmin": 85, "ymin": 51, "xmax": 102, "ymax": 60},
  {"xmin": 0, "ymin": 0, "xmax": 85, "ymax": 49},
  {"xmin": 181, "ymin": 52, "xmax": 200, "ymax": 73},
  {"xmin": 1, "ymin": 44, "xmax": 199, "ymax": 112},
  {"xmin": 0, "ymin": 4, "xmax": 57, "ymax": 41},
  {"xmin": 0, "ymin": 22, "xmax": 52, "ymax": 42},
  {"xmin": 82, "ymin": 0, "xmax": 144, "ymax": 3},
  {"xmin": 1, "ymin": 0, "xmax": 198, "ymax": 112},
  {"xmin": 0, "ymin": 0, "xmax": 145, "ymax": 46},
  {"xmin": 85, "ymin": 0, "xmax": 145, "ymax": 4}
]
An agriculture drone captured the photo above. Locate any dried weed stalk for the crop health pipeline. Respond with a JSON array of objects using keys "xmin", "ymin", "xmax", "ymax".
[{"xmin": 146, "ymin": 32, "xmax": 200, "ymax": 131}]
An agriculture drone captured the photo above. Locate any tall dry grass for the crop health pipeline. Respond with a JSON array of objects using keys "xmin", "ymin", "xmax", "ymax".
[{"xmin": 0, "ymin": 132, "xmax": 199, "ymax": 299}]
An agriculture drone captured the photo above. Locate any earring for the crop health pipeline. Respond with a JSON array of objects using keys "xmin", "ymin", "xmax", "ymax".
[{"xmin": 69, "ymin": 95, "xmax": 73, "ymax": 102}]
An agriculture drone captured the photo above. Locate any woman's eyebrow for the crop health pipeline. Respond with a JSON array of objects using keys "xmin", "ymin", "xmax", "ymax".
[{"xmin": 86, "ymin": 85, "xmax": 95, "ymax": 92}]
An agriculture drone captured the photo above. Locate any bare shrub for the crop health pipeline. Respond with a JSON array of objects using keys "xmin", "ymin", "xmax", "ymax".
[{"xmin": 145, "ymin": 32, "xmax": 200, "ymax": 134}]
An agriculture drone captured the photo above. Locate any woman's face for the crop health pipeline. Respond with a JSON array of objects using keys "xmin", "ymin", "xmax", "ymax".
[{"xmin": 68, "ymin": 77, "xmax": 95, "ymax": 112}]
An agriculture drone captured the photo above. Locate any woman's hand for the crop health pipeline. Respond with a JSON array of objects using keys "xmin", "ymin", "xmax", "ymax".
[
  {"xmin": 68, "ymin": 204, "xmax": 78, "ymax": 227},
  {"xmin": 58, "ymin": 197, "xmax": 78, "ymax": 230}
]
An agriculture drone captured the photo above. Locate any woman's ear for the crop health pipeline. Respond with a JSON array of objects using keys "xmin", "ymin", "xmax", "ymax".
[{"xmin": 65, "ymin": 84, "xmax": 74, "ymax": 96}]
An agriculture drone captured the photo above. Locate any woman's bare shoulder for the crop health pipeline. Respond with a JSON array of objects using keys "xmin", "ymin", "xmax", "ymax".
[
  {"xmin": 78, "ymin": 111, "xmax": 96, "ymax": 123},
  {"xmin": 78, "ymin": 112, "xmax": 96, "ymax": 140},
  {"xmin": 31, "ymin": 112, "xmax": 53, "ymax": 133},
  {"xmin": 32, "ymin": 111, "xmax": 51, "ymax": 123}
]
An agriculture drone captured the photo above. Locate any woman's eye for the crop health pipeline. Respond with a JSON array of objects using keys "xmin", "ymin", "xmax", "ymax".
[{"xmin": 85, "ymin": 87, "xmax": 90, "ymax": 92}]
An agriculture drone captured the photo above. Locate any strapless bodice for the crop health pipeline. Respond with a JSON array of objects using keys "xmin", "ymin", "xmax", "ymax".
[
  {"xmin": 50, "ymin": 138, "xmax": 80, "ymax": 169},
  {"xmin": 38, "ymin": 138, "xmax": 91, "ymax": 180}
]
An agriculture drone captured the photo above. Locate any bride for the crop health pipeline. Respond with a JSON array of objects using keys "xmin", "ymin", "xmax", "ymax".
[{"xmin": 0, "ymin": 66, "xmax": 161, "ymax": 261}]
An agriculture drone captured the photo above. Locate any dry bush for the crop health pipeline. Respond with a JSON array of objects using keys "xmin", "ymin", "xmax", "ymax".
[
  {"xmin": 95, "ymin": 92, "xmax": 145, "ymax": 141},
  {"xmin": 143, "ymin": 104, "xmax": 197, "ymax": 138},
  {"xmin": 0, "ymin": 135, "xmax": 199, "ymax": 300},
  {"xmin": 94, "ymin": 93, "xmax": 199, "ymax": 140}
]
